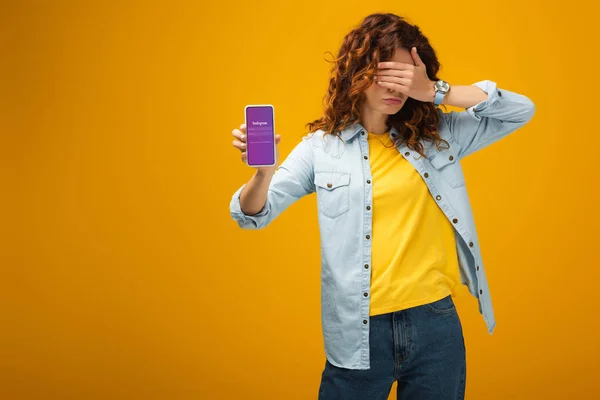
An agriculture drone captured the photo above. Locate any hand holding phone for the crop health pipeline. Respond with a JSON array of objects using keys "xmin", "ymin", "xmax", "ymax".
[{"xmin": 232, "ymin": 122, "xmax": 281, "ymax": 174}]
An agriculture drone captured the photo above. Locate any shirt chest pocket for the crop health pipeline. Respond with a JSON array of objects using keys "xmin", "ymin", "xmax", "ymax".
[
  {"xmin": 429, "ymin": 145, "xmax": 466, "ymax": 188},
  {"xmin": 314, "ymin": 171, "xmax": 351, "ymax": 218}
]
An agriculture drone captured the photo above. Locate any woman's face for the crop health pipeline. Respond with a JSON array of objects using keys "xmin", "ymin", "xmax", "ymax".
[{"xmin": 363, "ymin": 47, "xmax": 414, "ymax": 115}]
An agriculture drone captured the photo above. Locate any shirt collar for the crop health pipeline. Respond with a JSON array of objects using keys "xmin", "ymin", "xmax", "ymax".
[{"xmin": 339, "ymin": 123, "xmax": 400, "ymax": 141}]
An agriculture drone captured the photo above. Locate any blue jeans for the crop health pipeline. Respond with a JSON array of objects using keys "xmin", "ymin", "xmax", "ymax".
[{"xmin": 318, "ymin": 295, "xmax": 466, "ymax": 400}]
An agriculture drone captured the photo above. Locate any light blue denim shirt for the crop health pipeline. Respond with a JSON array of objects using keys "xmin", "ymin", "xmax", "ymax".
[{"xmin": 229, "ymin": 80, "xmax": 535, "ymax": 370}]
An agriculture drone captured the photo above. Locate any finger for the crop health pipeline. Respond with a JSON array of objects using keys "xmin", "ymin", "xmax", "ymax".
[
  {"xmin": 376, "ymin": 68, "xmax": 413, "ymax": 78},
  {"xmin": 377, "ymin": 76, "xmax": 411, "ymax": 87},
  {"xmin": 377, "ymin": 61, "xmax": 410, "ymax": 71},
  {"xmin": 232, "ymin": 139, "xmax": 246, "ymax": 152},
  {"xmin": 411, "ymin": 47, "xmax": 425, "ymax": 67},
  {"xmin": 241, "ymin": 151, "xmax": 247, "ymax": 162},
  {"xmin": 232, "ymin": 128, "xmax": 246, "ymax": 142},
  {"xmin": 275, "ymin": 134, "xmax": 281, "ymax": 144},
  {"xmin": 376, "ymin": 80, "xmax": 409, "ymax": 94},
  {"xmin": 240, "ymin": 123, "xmax": 246, "ymax": 134}
]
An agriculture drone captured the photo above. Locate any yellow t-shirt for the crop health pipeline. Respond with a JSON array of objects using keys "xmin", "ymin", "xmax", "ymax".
[{"xmin": 367, "ymin": 131, "xmax": 462, "ymax": 316}]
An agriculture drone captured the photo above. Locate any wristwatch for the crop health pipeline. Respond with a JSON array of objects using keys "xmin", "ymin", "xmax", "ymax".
[{"xmin": 433, "ymin": 80, "xmax": 450, "ymax": 106}]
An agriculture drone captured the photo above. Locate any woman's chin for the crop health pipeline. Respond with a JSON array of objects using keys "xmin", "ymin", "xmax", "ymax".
[{"xmin": 381, "ymin": 106, "xmax": 404, "ymax": 115}]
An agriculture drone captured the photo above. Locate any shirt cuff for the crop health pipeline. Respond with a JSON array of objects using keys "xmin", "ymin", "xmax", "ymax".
[
  {"xmin": 229, "ymin": 184, "xmax": 270, "ymax": 226},
  {"xmin": 465, "ymin": 80, "xmax": 501, "ymax": 121}
]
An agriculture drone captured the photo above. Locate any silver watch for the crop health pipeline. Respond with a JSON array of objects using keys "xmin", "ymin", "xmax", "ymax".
[{"xmin": 433, "ymin": 80, "xmax": 450, "ymax": 106}]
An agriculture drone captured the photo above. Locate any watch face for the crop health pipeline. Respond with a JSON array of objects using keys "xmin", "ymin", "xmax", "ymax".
[{"xmin": 435, "ymin": 80, "xmax": 450, "ymax": 93}]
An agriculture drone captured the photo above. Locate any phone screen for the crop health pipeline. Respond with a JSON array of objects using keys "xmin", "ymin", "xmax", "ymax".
[{"xmin": 245, "ymin": 105, "xmax": 275, "ymax": 166}]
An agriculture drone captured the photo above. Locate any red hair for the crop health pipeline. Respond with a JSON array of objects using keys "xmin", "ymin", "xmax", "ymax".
[{"xmin": 306, "ymin": 13, "xmax": 449, "ymax": 157}]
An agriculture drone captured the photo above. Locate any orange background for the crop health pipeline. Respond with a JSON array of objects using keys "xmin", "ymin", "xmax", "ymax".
[{"xmin": 1, "ymin": 1, "xmax": 598, "ymax": 399}]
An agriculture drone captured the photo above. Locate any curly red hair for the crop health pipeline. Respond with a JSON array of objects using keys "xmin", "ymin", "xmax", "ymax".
[{"xmin": 306, "ymin": 13, "xmax": 449, "ymax": 157}]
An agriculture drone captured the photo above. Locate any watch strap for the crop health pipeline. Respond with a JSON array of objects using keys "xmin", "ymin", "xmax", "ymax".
[{"xmin": 433, "ymin": 90, "xmax": 446, "ymax": 106}]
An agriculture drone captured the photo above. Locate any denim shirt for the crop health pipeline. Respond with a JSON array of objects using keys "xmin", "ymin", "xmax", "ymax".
[{"xmin": 229, "ymin": 80, "xmax": 535, "ymax": 369}]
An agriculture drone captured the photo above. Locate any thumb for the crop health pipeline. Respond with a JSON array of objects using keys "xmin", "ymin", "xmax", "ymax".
[
  {"xmin": 411, "ymin": 47, "xmax": 425, "ymax": 67},
  {"xmin": 275, "ymin": 134, "xmax": 281, "ymax": 145}
]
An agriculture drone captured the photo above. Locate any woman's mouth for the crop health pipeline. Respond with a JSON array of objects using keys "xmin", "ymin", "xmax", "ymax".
[{"xmin": 383, "ymin": 98, "xmax": 403, "ymax": 105}]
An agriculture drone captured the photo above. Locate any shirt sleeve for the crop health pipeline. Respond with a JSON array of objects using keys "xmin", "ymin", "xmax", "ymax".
[
  {"xmin": 229, "ymin": 136, "xmax": 315, "ymax": 230},
  {"xmin": 439, "ymin": 80, "xmax": 536, "ymax": 159}
]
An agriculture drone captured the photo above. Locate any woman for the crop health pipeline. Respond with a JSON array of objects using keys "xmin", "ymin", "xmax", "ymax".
[{"xmin": 229, "ymin": 13, "xmax": 534, "ymax": 400}]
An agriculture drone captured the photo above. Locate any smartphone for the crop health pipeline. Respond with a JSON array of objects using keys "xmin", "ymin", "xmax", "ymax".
[{"xmin": 244, "ymin": 104, "xmax": 276, "ymax": 167}]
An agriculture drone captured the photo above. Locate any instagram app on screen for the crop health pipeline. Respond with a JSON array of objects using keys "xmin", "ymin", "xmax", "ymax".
[{"xmin": 244, "ymin": 105, "xmax": 276, "ymax": 167}]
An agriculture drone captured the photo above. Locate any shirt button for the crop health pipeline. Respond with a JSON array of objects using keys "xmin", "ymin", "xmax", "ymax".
[
  {"xmin": 364, "ymin": 264, "xmax": 369, "ymax": 269},
  {"xmin": 424, "ymin": 172, "xmax": 429, "ymax": 178},
  {"xmin": 361, "ymin": 131, "xmax": 365, "ymax": 136},
  {"xmin": 469, "ymin": 242, "xmax": 474, "ymax": 247},
  {"xmin": 480, "ymin": 289, "xmax": 483, "ymax": 294},
  {"xmin": 366, "ymin": 206, "xmax": 371, "ymax": 210},
  {"xmin": 452, "ymin": 218, "xmax": 458, "ymax": 223},
  {"xmin": 366, "ymin": 235, "xmax": 370, "ymax": 240},
  {"xmin": 449, "ymin": 155, "xmax": 454, "ymax": 161},
  {"xmin": 363, "ymin": 292, "xmax": 368, "ymax": 297},
  {"xmin": 366, "ymin": 180, "xmax": 371, "ymax": 184},
  {"xmin": 327, "ymin": 183, "xmax": 332, "ymax": 188},
  {"xmin": 363, "ymin": 319, "xmax": 368, "ymax": 324},
  {"xmin": 498, "ymin": 91, "xmax": 502, "ymax": 97},
  {"xmin": 477, "ymin": 265, "xmax": 479, "ymax": 271},
  {"xmin": 436, "ymin": 195, "xmax": 441, "ymax": 201},
  {"xmin": 404, "ymin": 152, "xmax": 410, "ymax": 156},
  {"xmin": 364, "ymin": 156, "xmax": 368, "ymax": 160}
]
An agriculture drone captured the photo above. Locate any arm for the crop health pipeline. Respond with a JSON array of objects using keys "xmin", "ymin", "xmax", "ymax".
[
  {"xmin": 374, "ymin": 55, "xmax": 535, "ymax": 159},
  {"xmin": 439, "ymin": 83, "xmax": 489, "ymax": 109},
  {"xmin": 229, "ymin": 136, "xmax": 315, "ymax": 229},
  {"xmin": 238, "ymin": 170, "xmax": 275, "ymax": 216},
  {"xmin": 439, "ymin": 80, "xmax": 536, "ymax": 159}
]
